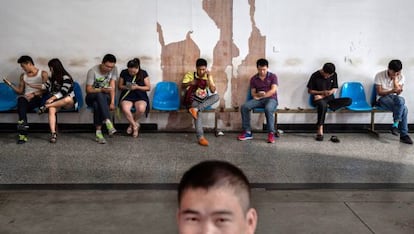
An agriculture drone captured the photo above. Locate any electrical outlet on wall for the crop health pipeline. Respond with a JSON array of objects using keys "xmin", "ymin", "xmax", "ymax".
[{"xmin": 272, "ymin": 45, "xmax": 280, "ymax": 53}]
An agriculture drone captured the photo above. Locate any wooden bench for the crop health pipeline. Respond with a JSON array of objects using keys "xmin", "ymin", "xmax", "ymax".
[{"xmin": 213, "ymin": 106, "xmax": 391, "ymax": 136}]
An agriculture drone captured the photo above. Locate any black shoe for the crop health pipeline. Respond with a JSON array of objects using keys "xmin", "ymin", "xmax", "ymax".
[
  {"xmin": 315, "ymin": 134, "xmax": 324, "ymax": 141},
  {"xmin": 391, "ymin": 126, "xmax": 399, "ymax": 136},
  {"xmin": 49, "ymin": 132, "xmax": 57, "ymax": 143},
  {"xmin": 400, "ymin": 135, "xmax": 413, "ymax": 144},
  {"xmin": 330, "ymin": 135, "xmax": 340, "ymax": 143}
]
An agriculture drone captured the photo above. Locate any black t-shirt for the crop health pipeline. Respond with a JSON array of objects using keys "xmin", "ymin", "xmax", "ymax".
[{"xmin": 307, "ymin": 70, "xmax": 338, "ymax": 91}]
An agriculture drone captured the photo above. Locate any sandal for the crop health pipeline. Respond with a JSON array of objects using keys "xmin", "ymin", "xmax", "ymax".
[
  {"xmin": 330, "ymin": 135, "xmax": 340, "ymax": 143},
  {"xmin": 38, "ymin": 106, "xmax": 47, "ymax": 115},
  {"xmin": 49, "ymin": 132, "xmax": 57, "ymax": 143},
  {"xmin": 126, "ymin": 125, "xmax": 132, "ymax": 135},
  {"xmin": 133, "ymin": 123, "xmax": 140, "ymax": 138},
  {"xmin": 315, "ymin": 134, "xmax": 324, "ymax": 141}
]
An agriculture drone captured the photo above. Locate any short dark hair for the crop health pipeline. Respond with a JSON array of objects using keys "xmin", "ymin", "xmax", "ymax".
[
  {"xmin": 322, "ymin": 62, "xmax": 336, "ymax": 74},
  {"xmin": 178, "ymin": 160, "xmax": 252, "ymax": 212},
  {"xmin": 127, "ymin": 58, "xmax": 140, "ymax": 68},
  {"xmin": 196, "ymin": 58, "xmax": 207, "ymax": 67},
  {"xmin": 256, "ymin": 58, "xmax": 268, "ymax": 68},
  {"xmin": 102, "ymin": 54, "xmax": 116, "ymax": 64},
  {"xmin": 17, "ymin": 55, "xmax": 34, "ymax": 65},
  {"xmin": 388, "ymin": 59, "xmax": 402, "ymax": 72}
]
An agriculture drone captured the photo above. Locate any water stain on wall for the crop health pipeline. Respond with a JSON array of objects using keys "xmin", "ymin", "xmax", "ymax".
[
  {"xmin": 69, "ymin": 58, "xmax": 88, "ymax": 67},
  {"xmin": 157, "ymin": 23, "xmax": 198, "ymax": 130},
  {"xmin": 284, "ymin": 58, "xmax": 303, "ymax": 66},
  {"xmin": 157, "ymin": 0, "xmax": 266, "ymax": 131}
]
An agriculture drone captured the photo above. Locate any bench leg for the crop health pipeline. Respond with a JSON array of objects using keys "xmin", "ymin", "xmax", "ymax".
[
  {"xmin": 369, "ymin": 111, "xmax": 379, "ymax": 136},
  {"xmin": 274, "ymin": 112, "xmax": 280, "ymax": 137}
]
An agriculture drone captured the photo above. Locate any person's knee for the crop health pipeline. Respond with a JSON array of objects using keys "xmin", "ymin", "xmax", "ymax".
[
  {"xmin": 48, "ymin": 107, "xmax": 57, "ymax": 114},
  {"xmin": 137, "ymin": 105, "xmax": 146, "ymax": 113},
  {"xmin": 241, "ymin": 104, "xmax": 248, "ymax": 111},
  {"xmin": 396, "ymin": 96, "xmax": 405, "ymax": 106}
]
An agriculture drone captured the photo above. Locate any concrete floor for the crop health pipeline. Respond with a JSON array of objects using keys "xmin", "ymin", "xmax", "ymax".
[{"xmin": 0, "ymin": 131, "xmax": 414, "ymax": 233}]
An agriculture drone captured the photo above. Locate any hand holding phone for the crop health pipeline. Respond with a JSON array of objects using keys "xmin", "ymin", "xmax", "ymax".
[{"xmin": 3, "ymin": 78, "xmax": 12, "ymax": 86}]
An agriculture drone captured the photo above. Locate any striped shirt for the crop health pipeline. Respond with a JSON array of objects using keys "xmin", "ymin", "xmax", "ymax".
[{"xmin": 43, "ymin": 75, "xmax": 74, "ymax": 99}]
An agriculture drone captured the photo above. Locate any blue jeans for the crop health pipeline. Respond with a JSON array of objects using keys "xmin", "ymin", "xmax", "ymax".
[
  {"xmin": 192, "ymin": 94, "xmax": 220, "ymax": 139},
  {"xmin": 378, "ymin": 95, "xmax": 408, "ymax": 136},
  {"xmin": 85, "ymin": 92, "xmax": 111, "ymax": 127},
  {"xmin": 241, "ymin": 98, "xmax": 278, "ymax": 133}
]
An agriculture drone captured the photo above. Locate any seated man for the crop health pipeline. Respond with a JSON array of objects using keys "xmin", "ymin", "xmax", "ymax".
[
  {"xmin": 182, "ymin": 58, "xmax": 219, "ymax": 146},
  {"xmin": 85, "ymin": 54, "xmax": 118, "ymax": 144},
  {"xmin": 177, "ymin": 160, "xmax": 257, "ymax": 234},
  {"xmin": 238, "ymin": 58, "xmax": 278, "ymax": 143},
  {"xmin": 307, "ymin": 63, "xmax": 351, "ymax": 141},
  {"xmin": 5, "ymin": 55, "xmax": 48, "ymax": 144},
  {"xmin": 374, "ymin": 59, "xmax": 412, "ymax": 144}
]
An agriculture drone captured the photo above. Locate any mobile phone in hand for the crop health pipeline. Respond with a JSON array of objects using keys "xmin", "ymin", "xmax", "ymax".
[{"xmin": 3, "ymin": 78, "xmax": 12, "ymax": 86}]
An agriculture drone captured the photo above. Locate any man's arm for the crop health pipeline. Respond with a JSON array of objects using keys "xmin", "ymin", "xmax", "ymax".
[
  {"xmin": 376, "ymin": 84, "xmax": 402, "ymax": 96},
  {"xmin": 207, "ymin": 73, "xmax": 216, "ymax": 93},
  {"xmin": 264, "ymin": 84, "xmax": 277, "ymax": 98},
  {"xmin": 182, "ymin": 72, "xmax": 195, "ymax": 89},
  {"xmin": 9, "ymin": 74, "xmax": 25, "ymax": 95},
  {"xmin": 109, "ymin": 79, "xmax": 116, "ymax": 107},
  {"xmin": 308, "ymin": 88, "xmax": 336, "ymax": 99}
]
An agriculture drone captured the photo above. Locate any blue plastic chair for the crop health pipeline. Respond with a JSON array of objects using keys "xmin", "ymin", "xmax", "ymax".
[
  {"xmin": 152, "ymin": 81, "xmax": 180, "ymax": 111},
  {"xmin": 370, "ymin": 84, "xmax": 387, "ymax": 110},
  {"xmin": 340, "ymin": 82, "xmax": 372, "ymax": 111},
  {"xmin": 0, "ymin": 83, "xmax": 18, "ymax": 111},
  {"xmin": 72, "ymin": 81, "xmax": 84, "ymax": 111}
]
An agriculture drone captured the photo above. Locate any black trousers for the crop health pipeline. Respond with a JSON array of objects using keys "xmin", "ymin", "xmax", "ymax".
[
  {"xmin": 17, "ymin": 96, "xmax": 42, "ymax": 123},
  {"xmin": 313, "ymin": 95, "xmax": 351, "ymax": 126}
]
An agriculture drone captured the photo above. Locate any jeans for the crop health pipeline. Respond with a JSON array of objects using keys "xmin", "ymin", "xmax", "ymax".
[
  {"xmin": 241, "ymin": 98, "xmax": 278, "ymax": 133},
  {"xmin": 378, "ymin": 95, "xmax": 408, "ymax": 136},
  {"xmin": 85, "ymin": 92, "xmax": 111, "ymax": 127},
  {"xmin": 191, "ymin": 94, "xmax": 220, "ymax": 139}
]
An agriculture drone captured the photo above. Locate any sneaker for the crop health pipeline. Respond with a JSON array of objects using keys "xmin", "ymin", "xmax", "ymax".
[
  {"xmin": 17, "ymin": 134, "xmax": 27, "ymax": 144},
  {"xmin": 189, "ymin": 107, "xmax": 198, "ymax": 120},
  {"xmin": 267, "ymin": 132, "xmax": 275, "ymax": 143},
  {"xmin": 105, "ymin": 121, "xmax": 117, "ymax": 136},
  {"xmin": 238, "ymin": 131, "xmax": 253, "ymax": 141},
  {"xmin": 400, "ymin": 135, "xmax": 413, "ymax": 145},
  {"xmin": 37, "ymin": 106, "xmax": 47, "ymax": 115},
  {"xmin": 391, "ymin": 126, "xmax": 399, "ymax": 136},
  {"xmin": 95, "ymin": 133, "xmax": 107, "ymax": 144},
  {"xmin": 49, "ymin": 132, "xmax": 57, "ymax": 143},
  {"xmin": 198, "ymin": 136, "xmax": 209, "ymax": 146}
]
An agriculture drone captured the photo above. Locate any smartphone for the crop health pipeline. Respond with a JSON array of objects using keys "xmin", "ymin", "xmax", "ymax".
[{"xmin": 3, "ymin": 78, "xmax": 12, "ymax": 86}]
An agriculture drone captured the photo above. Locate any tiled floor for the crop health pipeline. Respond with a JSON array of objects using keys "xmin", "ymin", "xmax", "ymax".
[{"xmin": 0, "ymin": 132, "xmax": 413, "ymax": 233}]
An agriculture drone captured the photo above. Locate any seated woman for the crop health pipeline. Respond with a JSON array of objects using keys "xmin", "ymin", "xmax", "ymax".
[
  {"xmin": 118, "ymin": 58, "xmax": 150, "ymax": 138},
  {"xmin": 29, "ymin": 58, "xmax": 76, "ymax": 143}
]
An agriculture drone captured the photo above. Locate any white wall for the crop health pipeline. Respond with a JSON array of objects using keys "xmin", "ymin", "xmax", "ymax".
[{"xmin": 1, "ymin": 0, "xmax": 413, "ymax": 128}]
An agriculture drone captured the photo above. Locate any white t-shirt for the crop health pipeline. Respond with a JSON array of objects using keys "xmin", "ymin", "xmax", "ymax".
[
  {"xmin": 86, "ymin": 64, "xmax": 118, "ymax": 88},
  {"xmin": 374, "ymin": 69, "xmax": 404, "ymax": 98}
]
